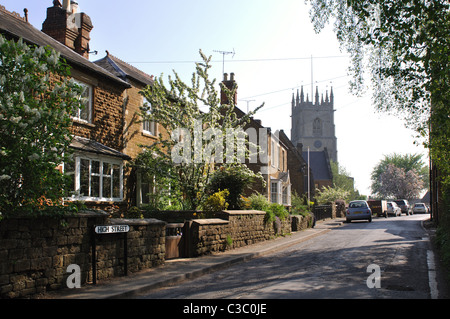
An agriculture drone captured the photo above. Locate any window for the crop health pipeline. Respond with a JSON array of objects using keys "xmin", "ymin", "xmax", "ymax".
[
  {"xmin": 66, "ymin": 154, "xmax": 123, "ymax": 201},
  {"xmin": 282, "ymin": 184, "xmax": 291, "ymax": 206},
  {"xmin": 142, "ymin": 99, "xmax": 156, "ymax": 136},
  {"xmin": 313, "ymin": 118, "xmax": 322, "ymax": 136},
  {"xmin": 72, "ymin": 80, "xmax": 92, "ymax": 123},
  {"xmin": 138, "ymin": 172, "xmax": 155, "ymax": 206},
  {"xmin": 271, "ymin": 141, "xmax": 275, "ymax": 167},
  {"xmin": 271, "ymin": 140, "xmax": 279, "ymax": 168},
  {"xmin": 271, "ymin": 182, "xmax": 278, "ymax": 203},
  {"xmin": 137, "ymin": 171, "xmax": 173, "ymax": 207}
]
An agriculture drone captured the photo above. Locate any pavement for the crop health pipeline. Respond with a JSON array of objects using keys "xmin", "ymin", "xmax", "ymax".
[{"xmin": 43, "ymin": 218, "xmax": 345, "ymax": 299}]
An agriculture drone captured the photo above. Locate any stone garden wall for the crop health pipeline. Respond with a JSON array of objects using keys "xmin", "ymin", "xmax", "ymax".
[
  {"xmin": 0, "ymin": 211, "xmax": 165, "ymax": 298},
  {"xmin": 190, "ymin": 210, "xmax": 308, "ymax": 257},
  {"xmin": 1, "ymin": 208, "xmax": 320, "ymax": 298}
]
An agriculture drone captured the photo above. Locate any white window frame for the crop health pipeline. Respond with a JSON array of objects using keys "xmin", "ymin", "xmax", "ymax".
[
  {"xmin": 72, "ymin": 79, "xmax": 93, "ymax": 123},
  {"xmin": 66, "ymin": 152, "xmax": 123, "ymax": 202},
  {"xmin": 137, "ymin": 171, "xmax": 155, "ymax": 206},
  {"xmin": 271, "ymin": 181, "xmax": 279, "ymax": 204},
  {"xmin": 282, "ymin": 184, "xmax": 291, "ymax": 206},
  {"xmin": 142, "ymin": 98, "xmax": 156, "ymax": 136}
]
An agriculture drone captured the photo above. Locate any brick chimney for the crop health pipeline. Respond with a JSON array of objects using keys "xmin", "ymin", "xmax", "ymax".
[
  {"xmin": 220, "ymin": 72, "xmax": 237, "ymax": 105},
  {"xmin": 42, "ymin": 1, "xmax": 93, "ymax": 58}
]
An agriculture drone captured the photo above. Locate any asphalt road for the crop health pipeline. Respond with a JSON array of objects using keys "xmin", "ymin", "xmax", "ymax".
[{"xmin": 137, "ymin": 214, "xmax": 438, "ymax": 299}]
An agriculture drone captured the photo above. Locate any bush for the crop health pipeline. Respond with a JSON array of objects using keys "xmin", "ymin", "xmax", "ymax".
[
  {"xmin": 267, "ymin": 203, "xmax": 289, "ymax": 220},
  {"xmin": 206, "ymin": 165, "xmax": 264, "ymax": 209},
  {"xmin": 126, "ymin": 206, "xmax": 143, "ymax": 219},
  {"xmin": 248, "ymin": 193, "xmax": 270, "ymax": 211},
  {"xmin": 290, "ymin": 191, "xmax": 311, "ymax": 216},
  {"xmin": 201, "ymin": 189, "xmax": 230, "ymax": 212}
]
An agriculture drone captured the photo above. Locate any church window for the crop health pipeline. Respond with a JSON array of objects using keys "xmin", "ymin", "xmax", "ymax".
[{"xmin": 313, "ymin": 118, "xmax": 322, "ymax": 136}]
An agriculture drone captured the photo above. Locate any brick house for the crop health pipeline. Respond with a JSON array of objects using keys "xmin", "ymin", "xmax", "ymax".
[
  {"xmin": 0, "ymin": 2, "xmax": 142, "ymax": 211},
  {"xmin": 220, "ymin": 73, "xmax": 301, "ymax": 206},
  {"xmin": 278, "ymin": 130, "xmax": 315, "ymax": 199},
  {"xmin": 93, "ymin": 52, "xmax": 170, "ymax": 208}
]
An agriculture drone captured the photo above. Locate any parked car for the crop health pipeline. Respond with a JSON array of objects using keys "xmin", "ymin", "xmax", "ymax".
[
  {"xmin": 412, "ymin": 203, "xmax": 428, "ymax": 214},
  {"xmin": 387, "ymin": 202, "xmax": 401, "ymax": 217},
  {"xmin": 346, "ymin": 200, "xmax": 372, "ymax": 223},
  {"xmin": 394, "ymin": 199, "xmax": 410, "ymax": 215}
]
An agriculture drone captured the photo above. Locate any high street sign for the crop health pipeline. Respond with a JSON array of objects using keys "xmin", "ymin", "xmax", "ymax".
[{"xmin": 94, "ymin": 225, "xmax": 130, "ymax": 234}]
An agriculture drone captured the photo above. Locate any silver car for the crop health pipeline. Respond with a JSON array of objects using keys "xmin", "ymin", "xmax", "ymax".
[
  {"xmin": 346, "ymin": 200, "xmax": 372, "ymax": 223},
  {"xmin": 412, "ymin": 203, "xmax": 428, "ymax": 214},
  {"xmin": 387, "ymin": 202, "xmax": 401, "ymax": 216}
]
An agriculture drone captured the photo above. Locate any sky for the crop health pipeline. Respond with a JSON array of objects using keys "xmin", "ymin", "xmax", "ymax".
[{"xmin": 2, "ymin": 0, "xmax": 428, "ymax": 196}]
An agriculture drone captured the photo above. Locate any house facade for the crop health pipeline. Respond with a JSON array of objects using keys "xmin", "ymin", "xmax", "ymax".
[
  {"xmin": 220, "ymin": 73, "xmax": 298, "ymax": 207},
  {"xmin": 0, "ymin": 2, "xmax": 159, "ymax": 211},
  {"xmin": 93, "ymin": 52, "xmax": 170, "ymax": 208}
]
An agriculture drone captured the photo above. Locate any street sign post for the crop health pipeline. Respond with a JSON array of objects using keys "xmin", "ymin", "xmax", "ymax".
[{"xmin": 92, "ymin": 224, "xmax": 130, "ymax": 285}]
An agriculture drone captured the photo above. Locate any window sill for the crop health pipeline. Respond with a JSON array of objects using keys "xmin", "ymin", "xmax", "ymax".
[
  {"xmin": 72, "ymin": 118, "xmax": 95, "ymax": 128},
  {"xmin": 142, "ymin": 131, "xmax": 157, "ymax": 138}
]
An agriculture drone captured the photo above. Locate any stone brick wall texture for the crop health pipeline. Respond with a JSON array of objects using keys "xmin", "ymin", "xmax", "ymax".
[
  {"xmin": 0, "ymin": 212, "xmax": 165, "ymax": 298},
  {"xmin": 190, "ymin": 211, "xmax": 304, "ymax": 257},
  {"xmin": 1, "ymin": 209, "xmax": 319, "ymax": 298}
]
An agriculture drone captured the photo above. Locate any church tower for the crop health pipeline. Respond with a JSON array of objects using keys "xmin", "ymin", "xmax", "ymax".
[{"xmin": 291, "ymin": 86, "xmax": 338, "ymax": 163}]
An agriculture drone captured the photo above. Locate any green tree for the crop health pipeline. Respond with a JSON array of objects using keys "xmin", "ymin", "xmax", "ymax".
[
  {"xmin": 315, "ymin": 185, "xmax": 350, "ymax": 204},
  {"xmin": 138, "ymin": 50, "xmax": 264, "ymax": 210},
  {"xmin": 330, "ymin": 161, "xmax": 365, "ymax": 200},
  {"xmin": 307, "ymin": 0, "xmax": 449, "ymax": 199},
  {"xmin": 371, "ymin": 153, "xmax": 428, "ymax": 198},
  {"xmin": 0, "ymin": 36, "xmax": 82, "ymax": 216}
]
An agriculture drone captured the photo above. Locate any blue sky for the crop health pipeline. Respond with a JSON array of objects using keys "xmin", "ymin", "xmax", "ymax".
[{"xmin": 2, "ymin": 0, "xmax": 427, "ymax": 196}]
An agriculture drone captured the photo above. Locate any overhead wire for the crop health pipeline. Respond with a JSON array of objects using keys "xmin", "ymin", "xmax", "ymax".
[{"xmin": 128, "ymin": 54, "xmax": 349, "ymax": 65}]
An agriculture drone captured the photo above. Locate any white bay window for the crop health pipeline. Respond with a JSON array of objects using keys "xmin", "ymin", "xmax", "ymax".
[{"xmin": 66, "ymin": 153, "xmax": 123, "ymax": 201}]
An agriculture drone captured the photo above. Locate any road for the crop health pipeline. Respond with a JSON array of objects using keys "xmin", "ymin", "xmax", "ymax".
[{"xmin": 137, "ymin": 214, "xmax": 438, "ymax": 299}]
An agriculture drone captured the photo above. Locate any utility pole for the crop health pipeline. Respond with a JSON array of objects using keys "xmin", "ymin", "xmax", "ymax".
[{"xmin": 311, "ymin": 55, "xmax": 314, "ymax": 102}]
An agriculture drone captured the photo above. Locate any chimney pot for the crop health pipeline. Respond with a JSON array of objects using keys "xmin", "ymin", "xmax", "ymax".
[
  {"xmin": 71, "ymin": 1, "xmax": 79, "ymax": 13},
  {"xmin": 230, "ymin": 72, "xmax": 235, "ymax": 81},
  {"xmin": 42, "ymin": 1, "xmax": 93, "ymax": 59},
  {"xmin": 62, "ymin": 0, "xmax": 71, "ymax": 12},
  {"xmin": 223, "ymin": 73, "xmax": 228, "ymax": 81}
]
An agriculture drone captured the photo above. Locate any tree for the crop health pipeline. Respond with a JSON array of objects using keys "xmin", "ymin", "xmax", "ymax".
[
  {"xmin": 138, "ymin": 50, "xmax": 264, "ymax": 210},
  {"xmin": 315, "ymin": 185, "xmax": 350, "ymax": 204},
  {"xmin": 371, "ymin": 153, "xmax": 428, "ymax": 198},
  {"xmin": 375, "ymin": 163, "xmax": 424, "ymax": 199},
  {"xmin": 307, "ymin": 0, "xmax": 449, "ymax": 198},
  {"xmin": 330, "ymin": 161, "xmax": 365, "ymax": 200},
  {"xmin": 0, "ymin": 36, "xmax": 82, "ymax": 216}
]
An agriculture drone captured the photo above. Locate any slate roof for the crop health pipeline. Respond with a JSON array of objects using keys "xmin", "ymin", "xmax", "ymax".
[
  {"xmin": 0, "ymin": 7, "xmax": 130, "ymax": 88},
  {"xmin": 94, "ymin": 52, "xmax": 154, "ymax": 86},
  {"xmin": 70, "ymin": 136, "xmax": 131, "ymax": 160},
  {"xmin": 303, "ymin": 150, "xmax": 332, "ymax": 181}
]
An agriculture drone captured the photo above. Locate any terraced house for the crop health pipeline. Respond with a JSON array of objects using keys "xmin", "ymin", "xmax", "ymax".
[{"xmin": 0, "ymin": 1, "xmax": 160, "ymax": 211}]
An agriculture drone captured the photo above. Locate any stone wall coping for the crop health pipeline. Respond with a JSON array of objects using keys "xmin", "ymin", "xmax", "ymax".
[
  {"xmin": 0, "ymin": 209, "xmax": 108, "ymax": 220},
  {"xmin": 221, "ymin": 210, "xmax": 266, "ymax": 215},
  {"xmin": 193, "ymin": 218, "xmax": 230, "ymax": 225},
  {"xmin": 108, "ymin": 218, "xmax": 167, "ymax": 226}
]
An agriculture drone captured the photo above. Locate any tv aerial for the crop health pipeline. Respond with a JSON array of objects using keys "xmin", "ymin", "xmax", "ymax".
[{"xmin": 214, "ymin": 49, "xmax": 235, "ymax": 75}]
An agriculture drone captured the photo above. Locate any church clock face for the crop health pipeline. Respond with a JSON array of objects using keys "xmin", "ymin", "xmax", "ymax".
[{"xmin": 314, "ymin": 140, "xmax": 322, "ymax": 149}]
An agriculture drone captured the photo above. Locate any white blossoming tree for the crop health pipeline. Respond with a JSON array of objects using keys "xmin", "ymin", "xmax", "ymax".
[
  {"xmin": 137, "ymin": 50, "xmax": 265, "ymax": 210},
  {"xmin": 0, "ymin": 35, "xmax": 82, "ymax": 216}
]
